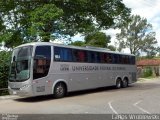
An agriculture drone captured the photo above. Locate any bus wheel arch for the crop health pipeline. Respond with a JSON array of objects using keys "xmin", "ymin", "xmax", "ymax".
[
  {"xmin": 115, "ymin": 77, "xmax": 122, "ymax": 89},
  {"xmin": 52, "ymin": 80, "xmax": 68, "ymax": 98},
  {"xmin": 122, "ymin": 77, "xmax": 129, "ymax": 88}
]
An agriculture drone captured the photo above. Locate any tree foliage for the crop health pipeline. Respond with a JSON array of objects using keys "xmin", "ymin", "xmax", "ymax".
[
  {"xmin": 70, "ymin": 31, "xmax": 116, "ymax": 51},
  {"xmin": 70, "ymin": 41, "xmax": 85, "ymax": 46},
  {"xmin": 0, "ymin": 0, "xmax": 130, "ymax": 48},
  {"xmin": 107, "ymin": 45, "xmax": 116, "ymax": 51},
  {"xmin": 0, "ymin": 51, "xmax": 11, "ymax": 95},
  {"xmin": 116, "ymin": 15, "xmax": 158, "ymax": 56},
  {"xmin": 85, "ymin": 31, "xmax": 111, "ymax": 48},
  {"xmin": 29, "ymin": 4, "xmax": 63, "ymax": 42}
]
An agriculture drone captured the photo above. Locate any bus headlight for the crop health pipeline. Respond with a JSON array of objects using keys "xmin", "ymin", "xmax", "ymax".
[{"xmin": 20, "ymin": 84, "xmax": 30, "ymax": 90}]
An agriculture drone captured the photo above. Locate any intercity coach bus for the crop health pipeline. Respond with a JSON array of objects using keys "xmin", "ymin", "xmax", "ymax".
[{"xmin": 8, "ymin": 42, "xmax": 137, "ymax": 98}]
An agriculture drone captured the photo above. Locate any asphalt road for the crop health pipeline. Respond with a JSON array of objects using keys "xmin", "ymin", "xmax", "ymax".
[{"xmin": 0, "ymin": 78, "xmax": 160, "ymax": 114}]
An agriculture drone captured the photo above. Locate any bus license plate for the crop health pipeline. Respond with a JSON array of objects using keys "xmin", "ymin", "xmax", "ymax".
[{"xmin": 13, "ymin": 91, "xmax": 17, "ymax": 95}]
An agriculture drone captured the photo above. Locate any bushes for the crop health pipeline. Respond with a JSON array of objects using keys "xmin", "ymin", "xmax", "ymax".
[
  {"xmin": 0, "ymin": 51, "xmax": 11, "ymax": 95},
  {"xmin": 142, "ymin": 67, "xmax": 153, "ymax": 78}
]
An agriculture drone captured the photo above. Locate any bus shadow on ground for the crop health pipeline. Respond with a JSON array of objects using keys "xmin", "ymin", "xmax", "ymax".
[{"xmin": 14, "ymin": 85, "xmax": 119, "ymax": 102}]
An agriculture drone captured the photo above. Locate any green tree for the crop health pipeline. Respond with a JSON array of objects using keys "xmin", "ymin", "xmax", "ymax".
[
  {"xmin": 70, "ymin": 31, "xmax": 116, "ymax": 51},
  {"xmin": 85, "ymin": 32, "xmax": 111, "ymax": 48},
  {"xmin": 0, "ymin": 51, "xmax": 11, "ymax": 95},
  {"xmin": 0, "ymin": 1, "xmax": 25, "ymax": 48},
  {"xmin": 0, "ymin": 0, "xmax": 130, "ymax": 48},
  {"xmin": 70, "ymin": 41, "xmax": 85, "ymax": 46},
  {"xmin": 29, "ymin": 4, "xmax": 63, "ymax": 42},
  {"xmin": 107, "ymin": 45, "xmax": 116, "ymax": 51},
  {"xmin": 116, "ymin": 15, "xmax": 158, "ymax": 56}
]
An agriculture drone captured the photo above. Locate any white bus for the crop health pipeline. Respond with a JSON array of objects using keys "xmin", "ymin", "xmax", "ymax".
[{"xmin": 8, "ymin": 42, "xmax": 137, "ymax": 98}]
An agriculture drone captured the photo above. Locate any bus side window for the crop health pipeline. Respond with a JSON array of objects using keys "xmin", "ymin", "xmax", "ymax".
[
  {"xmin": 119, "ymin": 55, "xmax": 123, "ymax": 64},
  {"xmin": 113, "ymin": 54, "xmax": 118, "ymax": 64},
  {"xmin": 126, "ymin": 56, "xmax": 129, "ymax": 64},
  {"xmin": 73, "ymin": 49, "xmax": 78, "ymax": 62},
  {"xmin": 122, "ymin": 55, "xmax": 126, "ymax": 64},
  {"xmin": 125, "ymin": 55, "xmax": 129, "ymax": 64},
  {"xmin": 54, "ymin": 47, "xmax": 73, "ymax": 62},
  {"xmin": 73, "ymin": 50, "xmax": 87, "ymax": 62},
  {"xmin": 104, "ymin": 53, "xmax": 112, "ymax": 63},
  {"xmin": 100, "ymin": 53, "xmax": 105, "ymax": 63},
  {"xmin": 95, "ymin": 52, "xmax": 100, "ymax": 63},
  {"xmin": 132, "ymin": 56, "xmax": 136, "ymax": 64},
  {"xmin": 62, "ymin": 48, "xmax": 73, "ymax": 62},
  {"xmin": 88, "ymin": 52, "xmax": 101, "ymax": 63},
  {"xmin": 54, "ymin": 47, "xmax": 61, "ymax": 61},
  {"xmin": 88, "ymin": 51, "xmax": 95, "ymax": 63},
  {"xmin": 78, "ymin": 51, "xmax": 84, "ymax": 62},
  {"xmin": 33, "ymin": 46, "xmax": 51, "ymax": 79},
  {"xmin": 109, "ymin": 54, "xmax": 113, "ymax": 63}
]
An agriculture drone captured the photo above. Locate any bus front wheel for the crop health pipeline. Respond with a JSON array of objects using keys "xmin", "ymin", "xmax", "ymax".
[{"xmin": 54, "ymin": 82, "xmax": 66, "ymax": 98}]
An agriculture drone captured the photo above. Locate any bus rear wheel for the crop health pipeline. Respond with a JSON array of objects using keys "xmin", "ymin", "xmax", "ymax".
[
  {"xmin": 54, "ymin": 82, "xmax": 66, "ymax": 98},
  {"xmin": 122, "ymin": 78, "xmax": 128, "ymax": 88},
  {"xmin": 116, "ymin": 78, "xmax": 122, "ymax": 89}
]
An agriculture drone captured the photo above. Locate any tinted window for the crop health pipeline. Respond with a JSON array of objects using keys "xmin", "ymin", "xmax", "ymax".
[
  {"xmin": 100, "ymin": 53, "xmax": 106, "ymax": 63},
  {"xmin": 33, "ymin": 46, "xmax": 51, "ymax": 79},
  {"xmin": 73, "ymin": 49, "xmax": 87, "ymax": 62},
  {"xmin": 125, "ymin": 56, "xmax": 130, "ymax": 64},
  {"xmin": 104, "ymin": 53, "xmax": 112, "ymax": 63},
  {"xmin": 54, "ymin": 47, "xmax": 61, "ymax": 61},
  {"xmin": 123, "ymin": 55, "xmax": 127, "ymax": 64},
  {"xmin": 131, "ymin": 56, "xmax": 136, "ymax": 64},
  {"xmin": 95, "ymin": 52, "xmax": 101, "ymax": 63},
  {"xmin": 54, "ymin": 47, "xmax": 73, "ymax": 62},
  {"xmin": 53, "ymin": 46, "xmax": 135, "ymax": 65},
  {"xmin": 88, "ymin": 52, "xmax": 93, "ymax": 63},
  {"xmin": 88, "ymin": 52, "xmax": 101, "ymax": 63},
  {"xmin": 113, "ymin": 54, "xmax": 119, "ymax": 64}
]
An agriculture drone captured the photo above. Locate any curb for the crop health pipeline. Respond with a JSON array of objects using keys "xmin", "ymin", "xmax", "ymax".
[
  {"xmin": 0, "ymin": 95, "xmax": 19, "ymax": 100},
  {"xmin": 138, "ymin": 78, "xmax": 151, "ymax": 81},
  {"xmin": 138, "ymin": 77, "xmax": 160, "ymax": 83}
]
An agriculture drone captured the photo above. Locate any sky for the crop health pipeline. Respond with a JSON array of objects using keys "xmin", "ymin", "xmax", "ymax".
[
  {"xmin": 124, "ymin": 0, "xmax": 160, "ymax": 46},
  {"xmin": 70, "ymin": 0, "xmax": 160, "ymax": 53},
  {"xmin": 106, "ymin": 0, "xmax": 160, "ymax": 46}
]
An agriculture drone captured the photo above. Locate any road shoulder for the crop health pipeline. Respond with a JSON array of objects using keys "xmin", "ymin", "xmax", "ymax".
[{"xmin": 0, "ymin": 95, "xmax": 19, "ymax": 100}]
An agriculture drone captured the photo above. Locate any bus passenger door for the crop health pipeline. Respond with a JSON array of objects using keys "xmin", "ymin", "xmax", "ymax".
[{"xmin": 32, "ymin": 46, "xmax": 51, "ymax": 96}]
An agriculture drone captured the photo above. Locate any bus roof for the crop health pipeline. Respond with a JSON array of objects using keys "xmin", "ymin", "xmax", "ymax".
[{"xmin": 15, "ymin": 42, "xmax": 135, "ymax": 56}]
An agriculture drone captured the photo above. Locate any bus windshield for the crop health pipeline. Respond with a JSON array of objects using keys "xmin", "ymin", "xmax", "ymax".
[{"xmin": 9, "ymin": 46, "xmax": 33, "ymax": 82}]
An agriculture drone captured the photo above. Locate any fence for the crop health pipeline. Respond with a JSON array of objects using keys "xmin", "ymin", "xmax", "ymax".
[
  {"xmin": 0, "ymin": 88, "xmax": 8, "ymax": 91},
  {"xmin": 0, "ymin": 88, "xmax": 8, "ymax": 96}
]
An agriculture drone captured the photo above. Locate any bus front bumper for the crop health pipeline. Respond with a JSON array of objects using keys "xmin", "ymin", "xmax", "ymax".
[{"xmin": 8, "ymin": 85, "xmax": 34, "ymax": 97}]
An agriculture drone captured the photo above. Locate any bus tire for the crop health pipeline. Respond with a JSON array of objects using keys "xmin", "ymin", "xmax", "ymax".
[
  {"xmin": 116, "ymin": 78, "xmax": 122, "ymax": 89},
  {"xmin": 122, "ymin": 78, "xmax": 128, "ymax": 88},
  {"xmin": 54, "ymin": 82, "xmax": 66, "ymax": 98}
]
